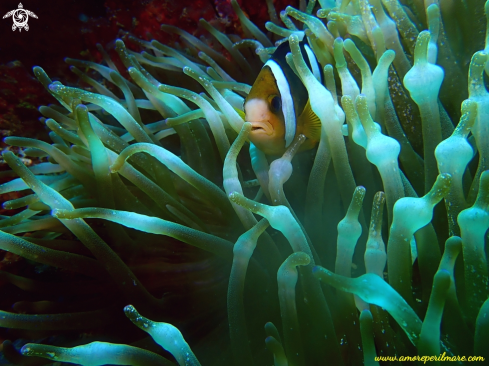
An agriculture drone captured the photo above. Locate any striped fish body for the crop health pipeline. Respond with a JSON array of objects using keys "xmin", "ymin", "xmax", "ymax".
[{"xmin": 244, "ymin": 40, "xmax": 321, "ymax": 155}]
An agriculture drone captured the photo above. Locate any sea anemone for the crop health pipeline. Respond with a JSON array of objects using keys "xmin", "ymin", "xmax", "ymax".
[{"xmin": 0, "ymin": 0, "xmax": 488, "ymax": 365}]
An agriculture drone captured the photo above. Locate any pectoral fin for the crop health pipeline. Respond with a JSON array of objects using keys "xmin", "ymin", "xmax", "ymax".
[
  {"xmin": 298, "ymin": 99, "xmax": 321, "ymax": 142},
  {"xmin": 233, "ymin": 107, "xmax": 246, "ymax": 120}
]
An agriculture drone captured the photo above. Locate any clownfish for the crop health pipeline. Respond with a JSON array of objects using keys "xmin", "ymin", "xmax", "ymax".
[{"xmin": 243, "ymin": 41, "xmax": 322, "ymax": 155}]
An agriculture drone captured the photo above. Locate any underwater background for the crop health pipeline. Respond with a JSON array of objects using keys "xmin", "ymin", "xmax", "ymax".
[{"xmin": 0, "ymin": 0, "xmax": 488, "ymax": 365}]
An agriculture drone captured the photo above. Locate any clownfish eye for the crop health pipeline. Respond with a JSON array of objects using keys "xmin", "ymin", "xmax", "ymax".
[{"xmin": 270, "ymin": 95, "xmax": 281, "ymax": 113}]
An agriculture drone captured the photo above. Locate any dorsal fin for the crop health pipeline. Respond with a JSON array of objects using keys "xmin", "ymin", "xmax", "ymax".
[{"xmin": 298, "ymin": 99, "xmax": 321, "ymax": 142}]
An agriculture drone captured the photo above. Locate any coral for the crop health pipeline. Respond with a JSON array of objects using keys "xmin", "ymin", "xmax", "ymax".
[{"xmin": 0, "ymin": 0, "xmax": 488, "ymax": 365}]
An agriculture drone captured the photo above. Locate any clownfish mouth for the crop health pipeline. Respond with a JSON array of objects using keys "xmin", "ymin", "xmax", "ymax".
[{"xmin": 249, "ymin": 121, "xmax": 274, "ymax": 135}]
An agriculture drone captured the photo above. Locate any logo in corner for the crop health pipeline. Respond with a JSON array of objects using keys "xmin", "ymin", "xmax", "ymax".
[{"xmin": 3, "ymin": 3, "xmax": 37, "ymax": 32}]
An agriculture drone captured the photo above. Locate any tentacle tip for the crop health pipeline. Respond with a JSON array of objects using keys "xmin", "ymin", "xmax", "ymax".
[
  {"xmin": 462, "ymin": 99, "xmax": 477, "ymax": 112},
  {"xmin": 75, "ymin": 104, "xmax": 87, "ymax": 112},
  {"xmin": 20, "ymin": 344, "xmax": 33, "ymax": 356},
  {"xmin": 473, "ymin": 51, "xmax": 488, "ymax": 61},
  {"xmin": 355, "ymin": 94, "xmax": 368, "ymax": 108},
  {"xmin": 48, "ymin": 83, "xmax": 62, "ymax": 93},
  {"xmin": 124, "ymin": 304, "xmax": 137, "ymax": 318},
  {"xmin": 344, "ymin": 38, "xmax": 354, "ymax": 46},
  {"xmin": 285, "ymin": 5, "xmax": 294, "ymax": 14},
  {"xmin": 438, "ymin": 268, "xmax": 451, "ymax": 277},
  {"xmin": 355, "ymin": 185, "xmax": 366, "ymax": 194},
  {"xmin": 481, "ymin": 170, "xmax": 489, "ymax": 178},
  {"xmin": 124, "ymin": 304, "xmax": 134, "ymax": 311}
]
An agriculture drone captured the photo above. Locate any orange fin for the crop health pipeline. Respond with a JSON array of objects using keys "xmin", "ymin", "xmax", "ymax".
[{"xmin": 298, "ymin": 99, "xmax": 321, "ymax": 141}]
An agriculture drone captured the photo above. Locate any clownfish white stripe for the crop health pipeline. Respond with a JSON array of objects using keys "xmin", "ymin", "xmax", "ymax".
[
  {"xmin": 264, "ymin": 59, "xmax": 296, "ymax": 148},
  {"xmin": 305, "ymin": 44, "xmax": 321, "ymax": 83}
]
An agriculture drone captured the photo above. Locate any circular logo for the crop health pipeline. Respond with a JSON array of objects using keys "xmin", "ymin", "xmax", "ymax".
[{"xmin": 12, "ymin": 9, "xmax": 28, "ymax": 28}]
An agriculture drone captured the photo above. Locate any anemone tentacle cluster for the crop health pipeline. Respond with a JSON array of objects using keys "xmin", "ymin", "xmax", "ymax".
[{"xmin": 1, "ymin": 0, "xmax": 488, "ymax": 365}]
